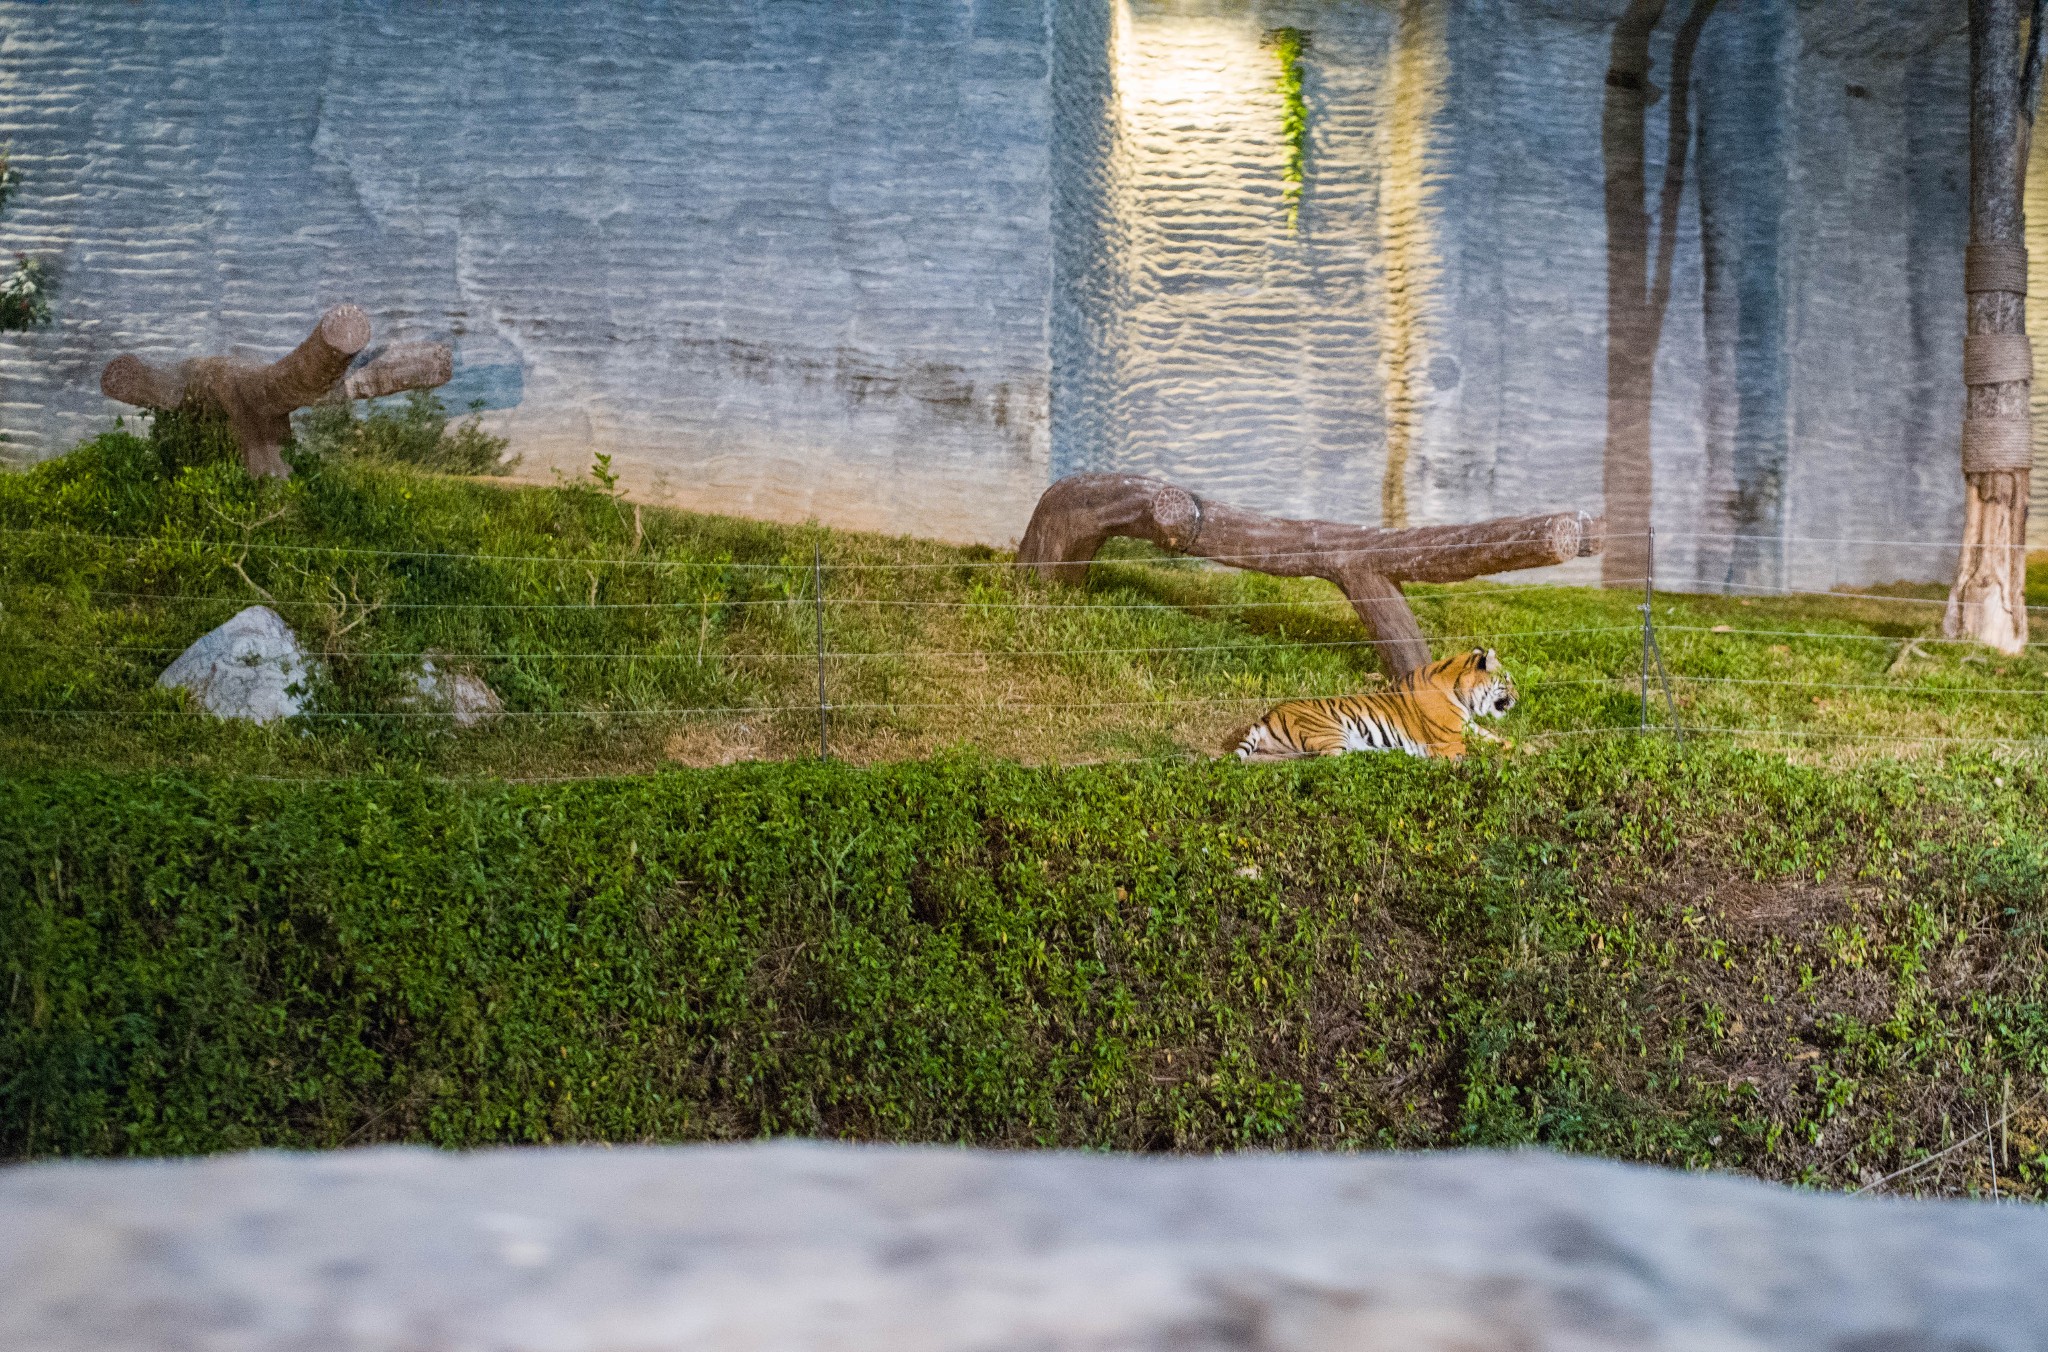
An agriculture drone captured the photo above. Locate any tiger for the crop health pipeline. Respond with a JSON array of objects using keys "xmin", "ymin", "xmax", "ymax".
[{"xmin": 1227, "ymin": 648, "xmax": 1517, "ymax": 761}]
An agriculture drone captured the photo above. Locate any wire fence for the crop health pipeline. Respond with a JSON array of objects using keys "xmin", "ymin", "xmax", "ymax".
[
  {"xmin": 4, "ymin": 524, "xmax": 2047, "ymax": 770},
  {"xmin": 0, "ymin": 523, "xmax": 1616, "ymax": 570}
]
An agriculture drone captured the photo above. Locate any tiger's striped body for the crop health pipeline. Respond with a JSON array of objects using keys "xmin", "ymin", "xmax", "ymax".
[{"xmin": 1229, "ymin": 649, "xmax": 1516, "ymax": 761}]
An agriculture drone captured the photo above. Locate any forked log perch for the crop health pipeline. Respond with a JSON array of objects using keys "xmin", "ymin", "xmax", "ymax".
[
  {"xmin": 1017, "ymin": 473, "xmax": 1604, "ymax": 678},
  {"xmin": 100, "ymin": 305, "xmax": 453, "ymax": 478}
]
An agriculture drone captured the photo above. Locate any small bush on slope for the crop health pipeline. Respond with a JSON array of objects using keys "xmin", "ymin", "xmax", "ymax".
[{"xmin": 292, "ymin": 390, "xmax": 514, "ymax": 477}]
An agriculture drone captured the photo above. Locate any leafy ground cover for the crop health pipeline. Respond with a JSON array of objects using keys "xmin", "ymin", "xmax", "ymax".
[{"xmin": 3, "ymin": 746, "xmax": 2043, "ymax": 1196}]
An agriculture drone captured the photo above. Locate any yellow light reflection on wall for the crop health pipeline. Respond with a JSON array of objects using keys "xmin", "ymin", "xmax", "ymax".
[{"xmin": 1111, "ymin": 2, "xmax": 1286, "ymax": 283}]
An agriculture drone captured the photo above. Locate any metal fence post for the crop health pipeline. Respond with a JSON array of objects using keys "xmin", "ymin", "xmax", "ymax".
[
  {"xmin": 813, "ymin": 542, "xmax": 830, "ymax": 758},
  {"xmin": 1640, "ymin": 528, "xmax": 1653, "ymax": 733}
]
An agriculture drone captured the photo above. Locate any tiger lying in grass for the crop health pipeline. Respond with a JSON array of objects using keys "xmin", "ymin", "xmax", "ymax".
[{"xmin": 1228, "ymin": 648, "xmax": 1516, "ymax": 761}]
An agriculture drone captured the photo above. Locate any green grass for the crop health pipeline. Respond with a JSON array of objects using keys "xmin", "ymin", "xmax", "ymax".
[{"xmin": 4, "ymin": 412, "xmax": 2048, "ymax": 777}]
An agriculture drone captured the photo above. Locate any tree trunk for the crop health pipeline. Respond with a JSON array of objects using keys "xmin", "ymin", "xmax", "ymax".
[
  {"xmin": 1016, "ymin": 473, "xmax": 1603, "ymax": 678},
  {"xmin": 101, "ymin": 306, "xmax": 453, "ymax": 480},
  {"xmin": 1600, "ymin": 0, "xmax": 1718, "ymax": 588},
  {"xmin": 1946, "ymin": 0, "xmax": 2034, "ymax": 653}
]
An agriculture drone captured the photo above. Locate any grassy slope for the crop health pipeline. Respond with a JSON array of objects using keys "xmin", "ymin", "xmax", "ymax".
[
  {"xmin": 4, "ymin": 748, "xmax": 2045, "ymax": 1195},
  {"xmin": 5, "ymin": 419, "xmax": 2048, "ymax": 776},
  {"xmin": 2, "ymin": 420, "xmax": 2046, "ymax": 1191}
]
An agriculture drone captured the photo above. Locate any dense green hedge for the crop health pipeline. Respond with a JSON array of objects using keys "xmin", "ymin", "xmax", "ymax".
[{"xmin": 4, "ymin": 745, "xmax": 2045, "ymax": 1192}]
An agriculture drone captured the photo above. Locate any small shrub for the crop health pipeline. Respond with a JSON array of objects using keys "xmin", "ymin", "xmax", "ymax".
[
  {"xmin": 293, "ymin": 390, "xmax": 514, "ymax": 476},
  {"xmin": 0, "ymin": 254, "xmax": 52, "ymax": 331},
  {"xmin": 0, "ymin": 141, "xmax": 55, "ymax": 333}
]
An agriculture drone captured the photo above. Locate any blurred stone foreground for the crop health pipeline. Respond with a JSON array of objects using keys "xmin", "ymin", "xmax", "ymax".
[{"xmin": 2, "ymin": 1143, "xmax": 2044, "ymax": 1351}]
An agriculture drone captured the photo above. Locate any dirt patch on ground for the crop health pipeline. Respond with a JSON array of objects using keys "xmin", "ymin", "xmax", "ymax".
[
  {"xmin": 1703, "ymin": 874, "xmax": 1853, "ymax": 933},
  {"xmin": 1579, "ymin": 856, "xmax": 2033, "ymax": 1193},
  {"xmin": 663, "ymin": 720, "xmax": 768, "ymax": 767}
]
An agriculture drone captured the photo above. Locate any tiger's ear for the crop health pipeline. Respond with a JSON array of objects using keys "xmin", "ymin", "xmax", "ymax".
[{"xmin": 1475, "ymin": 648, "xmax": 1494, "ymax": 671}]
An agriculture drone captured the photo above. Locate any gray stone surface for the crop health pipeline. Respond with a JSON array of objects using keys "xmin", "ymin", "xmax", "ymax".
[
  {"xmin": 2, "ymin": 1142, "xmax": 2045, "ymax": 1351},
  {"xmin": 155, "ymin": 605, "xmax": 314, "ymax": 725},
  {"xmin": 405, "ymin": 659, "xmax": 504, "ymax": 729},
  {"xmin": 1052, "ymin": 4, "xmax": 1400, "ymax": 528}
]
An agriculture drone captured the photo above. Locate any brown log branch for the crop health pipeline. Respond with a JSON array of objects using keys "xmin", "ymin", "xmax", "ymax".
[
  {"xmin": 1016, "ymin": 473, "xmax": 1603, "ymax": 677},
  {"xmin": 100, "ymin": 305, "xmax": 453, "ymax": 479},
  {"xmin": 342, "ymin": 341, "xmax": 454, "ymax": 403}
]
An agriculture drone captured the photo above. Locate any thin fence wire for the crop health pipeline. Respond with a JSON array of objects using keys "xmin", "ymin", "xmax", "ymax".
[
  {"xmin": 1664, "ymin": 625, "xmax": 2048, "ymax": 649},
  {"xmin": 1685, "ymin": 578, "xmax": 2048, "ymax": 615},
  {"xmin": 1668, "ymin": 530, "xmax": 2024, "ymax": 551},
  {"xmin": 7, "ymin": 528, "xmax": 2048, "ymax": 757},
  {"xmin": 19, "ymin": 519, "xmax": 2025, "ymax": 564},
  {"xmin": 1675, "ymin": 674, "xmax": 2048, "ymax": 697},
  {"xmin": 0, "ymin": 677, "xmax": 1636, "ymax": 721},
  {"xmin": 9, "ymin": 588, "xmax": 1661, "ymax": 614},
  {"xmin": 60, "ymin": 721, "xmax": 2048, "ymax": 783},
  {"xmin": 1674, "ymin": 726, "xmax": 2048, "ymax": 749},
  {"xmin": 2, "ymin": 656, "xmax": 1641, "ymax": 728},
  {"xmin": 5, "ymin": 585, "xmax": 1657, "ymax": 613},
  {"xmin": 0, "ymin": 575, "xmax": 1654, "ymax": 607},
  {"xmin": 0, "ymin": 523, "xmax": 1630, "ymax": 571},
  {"xmin": 1523, "ymin": 725, "xmax": 2048, "ymax": 750},
  {"xmin": 11, "ymin": 635, "xmax": 1645, "ymax": 663}
]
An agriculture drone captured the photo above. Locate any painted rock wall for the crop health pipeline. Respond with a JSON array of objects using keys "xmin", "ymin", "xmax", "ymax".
[
  {"xmin": 0, "ymin": 1, "xmax": 2027, "ymax": 583},
  {"xmin": 1689, "ymin": 2, "xmax": 1972, "ymax": 591},
  {"xmin": 1051, "ymin": 2, "xmax": 1403, "ymax": 526},
  {"xmin": 0, "ymin": 0, "xmax": 1054, "ymax": 544},
  {"xmin": 1056, "ymin": 0, "xmax": 2001, "ymax": 589}
]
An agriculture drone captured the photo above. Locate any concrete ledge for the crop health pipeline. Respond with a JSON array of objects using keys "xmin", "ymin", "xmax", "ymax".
[{"xmin": 3, "ymin": 1143, "xmax": 2043, "ymax": 1350}]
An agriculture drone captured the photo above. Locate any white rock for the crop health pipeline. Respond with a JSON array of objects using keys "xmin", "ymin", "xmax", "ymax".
[
  {"xmin": 156, "ymin": 605, "xmax": 314, "ymax": 724},
  {"xmin": 405, "ymin": 658, "xmax": 504, "ymax": 728},
  {"xmin": 2, "ymin": 1143, "xmax": 2044, "ymax": 1351}
]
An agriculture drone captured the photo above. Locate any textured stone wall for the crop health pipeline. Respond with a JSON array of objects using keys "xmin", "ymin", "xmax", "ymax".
[
  {"xmin": 6, "ymin": 1142, "xmax": 2048, "ymax": 1350},
  {"xmin": 1425, "ymin": 0, "xmax": 1651, "ymax": 583},
  {"xmin": 0, "ymin": 0, "xmax": 2030, "ymax": 581},
  {"xmin": 1693, "ymin": 2, "xmax": 1972, "ymax": 591},
  {"xmin": 1056, "ymin": 0, "xmax": 2004, "ymax": 589},
  {"xmin": 1052, "ymin": 1, "xmax": 1400, "ymax": 526},
  {"xmin": 0, "ymin": 0, "xmax": 1055, "ymax": 544}
]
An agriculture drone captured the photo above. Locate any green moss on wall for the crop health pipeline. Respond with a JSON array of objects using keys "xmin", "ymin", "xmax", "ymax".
[{"xmin": 1271, "ymin": 28, "xmax": 1309, "ymax": 232}]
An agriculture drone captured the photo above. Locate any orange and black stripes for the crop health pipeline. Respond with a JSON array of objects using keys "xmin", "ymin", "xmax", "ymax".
[{"xmin": 1229, "ymin": 649, "xmax": 1516, "ymax": 761}]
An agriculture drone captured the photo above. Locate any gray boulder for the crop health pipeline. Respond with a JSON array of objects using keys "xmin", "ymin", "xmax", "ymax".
[
  {"xmin": 404, "ymin": 657, "xmax": 503, "ymax": 728},
  {"xmin": 155, "ymin": 605, "xmax": 314, "ymax": 724},
  {"xmin": 2, "ymin": 1143, "xmax": 2044, "ymax": 1351}
]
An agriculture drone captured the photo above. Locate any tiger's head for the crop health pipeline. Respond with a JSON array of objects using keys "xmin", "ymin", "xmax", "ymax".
[{"xmin": 1431, "ymin": 647, "xmax": 1516, "ymax": 721}]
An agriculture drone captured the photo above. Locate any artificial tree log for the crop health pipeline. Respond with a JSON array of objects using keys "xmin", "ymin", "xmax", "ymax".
[
  {"xmin": 100, "ymin": 305, "xmax": 453, "ymax": 479},
  {"xmin": 1016, "ymin": 473, "xmax": 1603, "ymax": 678},
  {"xmin": 341, "ymin": 341, "xmax": 454, "ymax": 403},
  {"xmin": 1945, "ymin": 0, "xmax": 2040, "ymax": 654}
]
